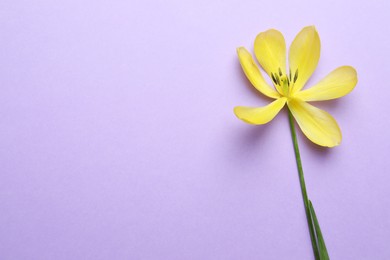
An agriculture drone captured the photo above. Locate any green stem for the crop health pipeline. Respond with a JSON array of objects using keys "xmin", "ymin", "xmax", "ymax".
[{"xmin": 288, "ymin": 109, "xmax": 320, "ymax": 260}]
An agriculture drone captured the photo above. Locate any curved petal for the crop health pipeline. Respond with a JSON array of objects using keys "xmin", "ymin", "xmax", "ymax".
[
  {"xmin": 254, "ymin": 29, "xmax": 287, "ymax": 77},
  {"xmin": 289, "ymin": 26, "xmax": 321, "ymax": 94},
  {"xmin": 237, "ymin": 47, "xmax": 280, "ymax": 99},
  {"xmin": 295, "ymin": 66, "xmax": 358, "ymax": 101},
  {"xmin": 287, "ymin": 99, "xmax": 341, "ymax": 147},
  {"xmin": 234, "ymin": 97, "xmax": 287, "ymax": 125}
]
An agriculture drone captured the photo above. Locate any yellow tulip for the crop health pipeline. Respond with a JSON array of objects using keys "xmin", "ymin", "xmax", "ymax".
[{"xmin": 234, "ymin": 26, "xmax": 357, "ymax": 147}]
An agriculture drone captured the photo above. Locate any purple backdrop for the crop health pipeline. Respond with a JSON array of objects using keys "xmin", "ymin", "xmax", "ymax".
[{"xmin": 1, "ymin": 0, "xmax": 389, "ymax": 259}]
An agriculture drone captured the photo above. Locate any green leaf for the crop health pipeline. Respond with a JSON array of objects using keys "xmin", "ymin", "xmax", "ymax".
[{"xmin": 309, "ymin": 200, "xmax": 330, "ymax": 260}]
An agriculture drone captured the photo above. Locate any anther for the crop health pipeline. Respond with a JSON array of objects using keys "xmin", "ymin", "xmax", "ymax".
[
  {"xmin": 293, "ymin": 69, "xmax": 299, "ymax": 83},
  {"xmin": 275, "ymin": 75, "xmax": 280, "ymax": 85},
  {"xmin": 271, "ymin": 73, "xmax": 277, "ymax": 84},
  {"xmin": 278, "ymin": 68, "xmax": 282, "ymax": 76}
]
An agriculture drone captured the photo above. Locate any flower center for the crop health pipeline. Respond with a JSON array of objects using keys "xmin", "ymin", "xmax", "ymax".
[{"xmin": 271, "ymin": 68, "xmax": 298, "ymax": 97}]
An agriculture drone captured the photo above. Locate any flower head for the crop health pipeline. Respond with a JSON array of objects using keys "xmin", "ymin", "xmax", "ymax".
[{"xmin": 234, "ymin": 26, "xmax": 357, "ymax": 147}]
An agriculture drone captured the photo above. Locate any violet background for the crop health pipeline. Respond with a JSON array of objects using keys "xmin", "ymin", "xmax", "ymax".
[{"xmin": 1, "ymin": 0, "xmax": 389, "ymax": 259}]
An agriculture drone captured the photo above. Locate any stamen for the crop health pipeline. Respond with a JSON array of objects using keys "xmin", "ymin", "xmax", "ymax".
[
  {"xmin": 293, "ymin": 69, "xmax": 299, "ymax": 83},
  {"xmin": 278, "ymin": 68, "xmax": 282, "ymax": 76},
  {"xmin": 271, "ymin": 73, "xmax": 277, "ymax": 84},
  {"xmin": 275, "ymin": 75, "xmax": 280, "ymax": 85}
]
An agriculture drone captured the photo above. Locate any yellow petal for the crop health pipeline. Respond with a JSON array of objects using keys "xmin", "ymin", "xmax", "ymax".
[
  {"xmin": 254, "ymin": 29, "xmax": 287, "ymax": 77},
  {"xmin": 295, "ymin": 66, "xmax": 358, "ymax": 101},
  {"xmin": 287, "ymin": 98, "xmax": 341, "ymax": 147},
  {"xmin": 234, "ymin": 97, "xmax": 287, "ymax": 125},
  {"xmin": 289, "ymin": 26, "xmax": 321, "ymax": 94},
  {"xmin": 237, "ymin": 47, "xmax": 280, "ymax": 99}
]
